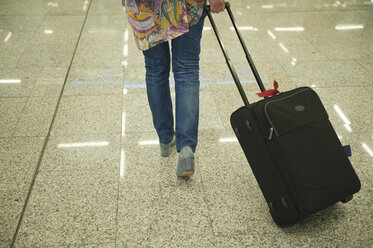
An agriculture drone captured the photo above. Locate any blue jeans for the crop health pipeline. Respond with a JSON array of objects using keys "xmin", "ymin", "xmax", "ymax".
[{"xmin": 142, "ymin": 13, "xmax": 206, "ymax": 153}]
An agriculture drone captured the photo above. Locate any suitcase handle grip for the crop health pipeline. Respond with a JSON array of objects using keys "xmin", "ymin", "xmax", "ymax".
[{"xmin": 204, "ymin": 2, "xmax": 267, "ymax": 107}]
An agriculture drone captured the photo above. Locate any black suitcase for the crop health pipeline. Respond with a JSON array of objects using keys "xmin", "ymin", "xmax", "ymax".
[{"xmin": 205, "ymin": 3, "xmax": 361, "ymax": 227}]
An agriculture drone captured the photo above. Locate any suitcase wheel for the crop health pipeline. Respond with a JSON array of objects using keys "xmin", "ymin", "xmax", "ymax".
[
  {"xmin": 281, "ymin": 197, "xmax": 289, "ymax": 210},
  {"xmin": 268, "ymin": 198, "xmax": 288, "ymax": 214},
  {"xmin": 268, "ymin": 201, "xmax": 275, "ymax": 213},
  {"xmin": 341, "ymin": 195, "xmax": 353, "ymax": 203},
  {"xmin": 300, "ymin": 215, "xmax": 312, "ymax": 225}
]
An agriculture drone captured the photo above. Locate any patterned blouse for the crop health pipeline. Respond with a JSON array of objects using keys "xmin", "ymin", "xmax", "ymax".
[{"xmin": 124, "ymin": 0, "xmax": 206, "ymax": 51}]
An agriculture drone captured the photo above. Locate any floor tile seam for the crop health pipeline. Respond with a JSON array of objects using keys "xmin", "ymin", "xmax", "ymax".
[
  {"xmin": 199, "ymin": 173, "xmax": 220, "ymax": 239},
  {"xmin": 68, "ymin": 68, "xmax": 126, "ymax": 73},
  {"xmin": 211, "ymin": 97, "xmax": 243, "ymax": 117},
  {"xmin": 87, "ymin": 13, "xmax": 127, "ymax": 17},
  {"xmin": 239, "ymin": 31, "xmax": 286, "ymax": 91},
  {"xmin": 277, "ymin": 57, "xmax": 365, "ymax": 64},
  {"xmin": 14, "ymin": 13, "xmax": 47, "ymax": 65},
  {"xmin": 304, "ymin": 36, "xmax": 336, "ymax": 60},
  {"xmin": 83, "ymin": 26, "xmax": 127, "ymax": 32},
  {"xmin": 203, "ymin": 93, "xmax": 226, "ymax": 126},
  {"xmin": 214, "ymin": 232, "xmax": 276, "ymax": 239},
  {"xmin": 36, "ymin": 165, "xmax": 121, "ymax": 174},
  {"xmin": 0, "ymin": 90, "xmax": 59, "ymax": 99},
  {"xmin": 42, "ymin": 14, "xmax": 90, "ymax": 18},
  {"xmin": 306, "ymin": 85, "xmax": 369, "ymax": 90},
  {"xmin": 152, "ymin": 179, "xmax": 206, "ymax": 189},
  {"xmin": 354, "ymin": 59, "xmax": 373, "ymax": 76},
  {"xmin": 294, "ymin": 82, "xmax": 366, "ymax": 89},
  {"xmin": 119, "ymin": 129, "xmax": 156, "ymax": 134},
  {"xmin": 48, "ymin": 131, "xmax": 123, "ymax": 137},
  {"xmin": 0, "ymin": 95, "xmax": 30, "ymax": 101},
  {"xmin": 60, "ymin": 93, "xmax": 125, "ymax": 97},
  {"xmin": 21, "ymin": 240, "xmax": 117, "ymax": 248},
  {"xmin": 279, "ymin": 58, "xmax": 365, "ymax": 68},
  {"xmin": 81, "ymin": 30, "xmax": 126, "ymax": 35},
  {"xmin": 1, "ymin": 65, "xmax": 43, "ymax": 137},
  {"xmin": 0, "ymin": 14, "xmax": 48, "ymax": 17},
  {"xmin": 53, "ymin": 242, "xmax": 117, "ymax": 248},
  {"xmin": 199, "ymin": 174, "xmax": 254, "ymax": 187},
  {"xmin": 277, "ymin": 58, "xmax": 365, "ymax": 77},
  {"xmin": 200, "ymin": 158, "xmax": 253, "ymax": 168},
  {"xmin": 29, "ymin": 40, "xmax": 83, "ymax": 46},
  {"xmin": 0, "ymin": 94, "xmax": 58, "ymax": 98},
  {"xmin": 296, "ymin": 36, "xmax": 325, "ymax": 60},
  {"xmin": 10, "ymin": 1, "xmax": 93, "ymax": 247},
  {"xmin": 119, "ymin": 180, "xmax": 163, "ymax": 190},
  {"xmin": 198, "ymin": 126, "xmax": 230, "ymax": 132},
  {"xmin": 87, "ymin": 12, "xmax": 127, "ymax": 16},
  {"xmin": 114, "ymin": 54, "xmax": 126, "ymax": 247},
  {"xmin": 9, "ymin": 94, "xmax": 34, "ymax": 138},
  {"xmin": 221, "ymin": 124, "xmax": 234, "ymax": 133},
  {"xmin": 45, "ymin": 14, "xmax": 89, "ymax": 17},
  {"xmin": 245, "ymin": 8, "xmax": 372, "ymax": 14},
  {"xmin": 10, "ymin": 71, "xmax": 49, "ymax": 138}
]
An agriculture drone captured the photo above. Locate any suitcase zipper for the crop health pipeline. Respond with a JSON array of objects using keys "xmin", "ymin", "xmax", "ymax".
[
  {"xmin": 264, "ymin": 88, "xmax": 311, "ymax": 138},
  {"xmin": 254, "ymin": 106, "xmax": 305, "ymax": 215},
  {"xmin": 269, "ymin": 127, "xmax": 274, "ymax": 140}
]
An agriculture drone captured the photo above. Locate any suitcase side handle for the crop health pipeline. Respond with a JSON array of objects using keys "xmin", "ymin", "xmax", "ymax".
[{"xmin": 204, "ymin": 2, "xmax": 267, "ymax": 107}]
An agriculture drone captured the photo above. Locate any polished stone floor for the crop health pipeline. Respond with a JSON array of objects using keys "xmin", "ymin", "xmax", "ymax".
[{"xmin": 1, "ymin": 0, "xmax": 372, "ymax": 247}]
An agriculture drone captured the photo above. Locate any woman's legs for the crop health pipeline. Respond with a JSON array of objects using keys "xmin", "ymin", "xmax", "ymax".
[
  {"xmin": 142, "ymin": 12, "xmax": 206, "ymax": 175},
  {"xmin": 142, "ymin": 41, "xmax": 174, "ymax": 146},
  {"xmin": 171, "ymin": 14, "xmax": 206, "ymax": 153}
]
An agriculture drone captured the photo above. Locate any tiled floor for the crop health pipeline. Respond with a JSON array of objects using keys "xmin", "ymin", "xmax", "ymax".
[{"xmin": 1, "ymin": 0, "xmax": 372, "ymax": 247}]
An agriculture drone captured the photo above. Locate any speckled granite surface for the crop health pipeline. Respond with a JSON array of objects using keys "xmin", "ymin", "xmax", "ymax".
[{"xmin": 0, "ymin": 0, "xmax": 372, "ymax": 247}]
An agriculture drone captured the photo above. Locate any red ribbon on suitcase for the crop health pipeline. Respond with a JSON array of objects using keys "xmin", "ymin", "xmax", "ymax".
[{"xmin": 257, "ymin": 81, "xmax": 280, "ymax": 97}]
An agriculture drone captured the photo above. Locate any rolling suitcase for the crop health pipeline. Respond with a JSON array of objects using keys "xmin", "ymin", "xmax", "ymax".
[{"xmin": 205, "ymin": 3, "xmax": 361, "ymax": 227}]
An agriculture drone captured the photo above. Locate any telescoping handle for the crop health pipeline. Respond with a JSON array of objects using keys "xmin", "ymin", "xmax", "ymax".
[{"xmin": 204, "ymin": 2, "xmax": 267, "ymax": 107}]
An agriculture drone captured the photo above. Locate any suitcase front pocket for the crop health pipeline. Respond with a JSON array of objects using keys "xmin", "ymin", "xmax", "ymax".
[
  {"xmin": 264, "ymin": 88, "xmax": 328, "ymax": 138},
  {"xmin": 277, "ymin": 119, "xmax": 350, "ymax": 190}
]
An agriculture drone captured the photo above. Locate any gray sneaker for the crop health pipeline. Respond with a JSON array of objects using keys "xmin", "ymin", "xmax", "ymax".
[
  {"xmin": 160, "ymin": 136, "xmax": 176, "ymax": 157},
  {"xmin": 176, "ymin": 146, "xmax": 195, "ymax": 177}
]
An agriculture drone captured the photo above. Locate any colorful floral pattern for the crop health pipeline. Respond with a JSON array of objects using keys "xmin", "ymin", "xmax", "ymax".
[{"xmin": 124, "ymin": 0, "xmax": 205, "ymax": 50}]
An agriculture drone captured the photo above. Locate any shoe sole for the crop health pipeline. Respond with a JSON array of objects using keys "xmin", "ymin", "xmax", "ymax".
[
  {"xmin": 176, "ymin": 155, "xmax": 194, "ymax": 177},
  {"xmin": 177, "ymin": 169, "xmax": 194, "ymax": 177},
  {"xmin": 161, "ymin": 151, "xmax": 171, "ymax": 157}
]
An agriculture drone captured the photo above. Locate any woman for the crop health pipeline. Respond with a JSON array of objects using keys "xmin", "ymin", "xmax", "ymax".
[{"xmin": 124, "ymin": 0, "xmax": 225, "ymax": 177}]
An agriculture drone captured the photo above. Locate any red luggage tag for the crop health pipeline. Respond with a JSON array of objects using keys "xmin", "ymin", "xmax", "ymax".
[{"xmin": 257, "ymin": 80, "xmax": 280, "ymax": 97}]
